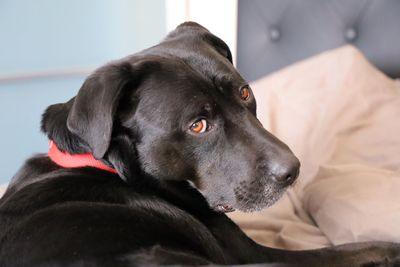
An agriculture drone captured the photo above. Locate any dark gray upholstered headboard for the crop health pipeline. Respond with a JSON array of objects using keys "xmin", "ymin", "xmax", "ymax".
[{"xmin": 237, "ymin": 0, "xmax": 400, "ymax": 82}]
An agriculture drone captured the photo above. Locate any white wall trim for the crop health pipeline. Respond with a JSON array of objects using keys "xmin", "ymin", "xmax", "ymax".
[
  {"xmin": 0, "ymin": 184, "xmax": 7, "ymax": 198},
  {"xmin": 166, "ymin": 0, "xmax": 190, "ymax": 33},
  {"xmin": 165, "ymin": 0, "xmax": 238, "ymax": 65},
  {"xmin": 0, "ymin": 67, "xmax": 96, "ymax": 83}
]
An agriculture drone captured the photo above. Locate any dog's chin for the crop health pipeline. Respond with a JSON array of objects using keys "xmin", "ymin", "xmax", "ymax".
[
  {"xmin": 233, "ymin": 185, "xmax": 287, "ymax": 213},
  {"xmin": 209, "ymin": 191, "xmax": 285, "ymax": 213},
  {"xmin": 192, "ymin": 179, "xmax": 289, "ymax": 214},
  {"xmin": 204, "ymin": 187, "xmax": 287, "ymax": 214},
  {"xmin": 235, "ymin": 189, "xmax": 285, "ymax": 213}
]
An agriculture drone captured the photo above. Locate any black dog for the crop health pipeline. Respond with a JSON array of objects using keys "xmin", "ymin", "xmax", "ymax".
[{"xmin": 0, "ymin": 22, "xmax": 399, "ymax": 267}]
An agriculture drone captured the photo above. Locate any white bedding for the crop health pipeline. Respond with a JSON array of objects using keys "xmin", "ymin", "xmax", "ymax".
[{"xmin": 229, "ymin": 45, "xmax": 400, "ymax": 249}]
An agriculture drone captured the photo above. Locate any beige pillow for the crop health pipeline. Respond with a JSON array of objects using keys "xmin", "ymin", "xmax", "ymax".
[
  {"xmin": 304, "ymin": 164, "xmax": 400, "ymax": 245},
  {"xmin": 230, "ymin": 45, "xmax": 400, "ymax": 249},
  {"xmin": 252, "ymin": 45, "xmax": 400, "ymax": 193}
]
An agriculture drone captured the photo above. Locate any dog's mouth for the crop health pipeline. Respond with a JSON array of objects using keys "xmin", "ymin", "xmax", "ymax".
[
  {"xmin": 213, "ymin": 204, "xmax": 236, "ymax": 213},
  {"xmin": 200, "ymin": 182, "xmax": 286, "ymax": 214},
  {"xmin": 233, "ymin": 182, "xmax": 288, "ymax": 213}
]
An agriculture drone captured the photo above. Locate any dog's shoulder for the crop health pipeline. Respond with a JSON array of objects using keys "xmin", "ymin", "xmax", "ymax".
[
  {"xmin": 1, "ymin": 157, "xmax": 211, "ymax": 221},
  {"xmin": 7, "ymin": 155, "xmax": 61, "ymax": 191},
  {"xmin": 0, "ymin": 159, "xmax": 228, "ymax": 265}
]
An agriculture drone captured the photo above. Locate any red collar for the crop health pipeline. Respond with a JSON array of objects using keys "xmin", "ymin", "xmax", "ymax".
[{"xmin": 48, "ymin": 140, "xmax": 117, "ymax": 174}]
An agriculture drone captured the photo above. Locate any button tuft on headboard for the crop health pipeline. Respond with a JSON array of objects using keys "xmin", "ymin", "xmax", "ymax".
[
  {"xmin": 237, "ymin": 0, "xmax": 400, "ymax": 80},
  {"xmin": 269, "ymin": 27, "xmax": 281, "ymax": 42},
  {"xmin": 345, "ymin": 28, "xmax": 357, "ymax": 42}
]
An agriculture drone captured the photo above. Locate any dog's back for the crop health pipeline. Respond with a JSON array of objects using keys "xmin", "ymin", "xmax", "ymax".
[{"xmin": 0, "ymin": 155, "xmax": 233, "ymax": 266}]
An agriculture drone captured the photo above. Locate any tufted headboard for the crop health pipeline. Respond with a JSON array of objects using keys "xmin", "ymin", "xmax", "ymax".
[{"xmin": 237, "ymin": 0, "xmax": 400, "ymax": 82}]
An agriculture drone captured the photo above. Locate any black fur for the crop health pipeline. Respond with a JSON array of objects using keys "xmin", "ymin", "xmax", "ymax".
[{"xmin": 0, "ymin": 22, "xmax": 399, "ymax": 266}]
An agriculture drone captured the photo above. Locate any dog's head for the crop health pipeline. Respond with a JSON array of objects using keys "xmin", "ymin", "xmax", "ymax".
[{"xmin": 42, "ymin": 22, "xmax": 300, "ymax": 213}]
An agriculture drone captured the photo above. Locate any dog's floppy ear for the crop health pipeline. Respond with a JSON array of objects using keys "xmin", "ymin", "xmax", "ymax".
[
  {"xmin": 171, "ymin": 22, "xmax": 233, "ymax": 64},
  {"xmin": 66, "ymin": 61, "xmax": 135, "ymax": 159},
  {"xmin": 204, "ymin": 33, "xmax": 233, "ymax": 64}
]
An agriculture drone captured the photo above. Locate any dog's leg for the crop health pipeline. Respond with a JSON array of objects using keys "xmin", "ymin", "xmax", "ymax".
[
  {"xmin": 263, "ymin": 241, "xmax": 400, "ymax": 267},
  {"xmin": 206, "ymin": 215, "xmax": 400, "ymax": 266}
]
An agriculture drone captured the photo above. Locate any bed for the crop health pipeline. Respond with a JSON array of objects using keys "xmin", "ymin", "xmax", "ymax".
[{"xmin": 229, "ymin": 0, "xmax": 400, "ymax": 250}]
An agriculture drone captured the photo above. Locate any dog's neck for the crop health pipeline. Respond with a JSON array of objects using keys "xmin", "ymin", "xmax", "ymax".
[{"xmin": 48, "ymin": 140, "xmax": 117, "ymax": 174}]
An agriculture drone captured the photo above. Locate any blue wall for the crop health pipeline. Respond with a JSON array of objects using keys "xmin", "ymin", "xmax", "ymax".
[{"xmin": 0, "ymin": 0, "xmax": 166, "ymax": 183}]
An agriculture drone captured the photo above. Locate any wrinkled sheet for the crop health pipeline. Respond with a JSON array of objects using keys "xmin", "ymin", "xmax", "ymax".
[{"xmin": 229, "ymin": 45, "xmax": 400, "ymax": 249}]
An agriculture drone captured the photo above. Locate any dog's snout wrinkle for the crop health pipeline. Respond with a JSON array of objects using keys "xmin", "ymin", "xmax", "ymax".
[{"xmin": 226, "ymin": 108, "xmax": 301, "ymax": 188}]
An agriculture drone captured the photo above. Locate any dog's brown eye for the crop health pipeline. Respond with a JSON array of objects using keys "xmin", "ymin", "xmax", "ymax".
[
  {"xmin": 240, "ymin": 86, "xmax": 251, "ymax": 101},
  {"xmin": 190, "ymin": 119, "xmax": 207, "ymax": 134}
]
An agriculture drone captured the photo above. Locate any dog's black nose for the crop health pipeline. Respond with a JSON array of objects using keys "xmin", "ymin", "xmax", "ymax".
[{"xmin": 270, "ymin": 158, "xmax": 300, "ymax": 185}]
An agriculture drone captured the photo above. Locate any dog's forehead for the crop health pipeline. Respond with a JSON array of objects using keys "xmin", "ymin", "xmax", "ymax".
[
  {"xmin": 138, "ymin": 59, "xmax": 213, "ymax": 107},
  {"xmin": 131, "ymin": 27, "xmax": 249, "ymax": 122},
  {"xmin": 132, "ymin": 58, "xmax": 230, "ymax": 128},
  {"xmin": 139, "ymin": 56, "xmax": 242, "ymax": 108},
  {"xmin": 146, "ymin": 27, "xmax": 246, "ymax": 89}
]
